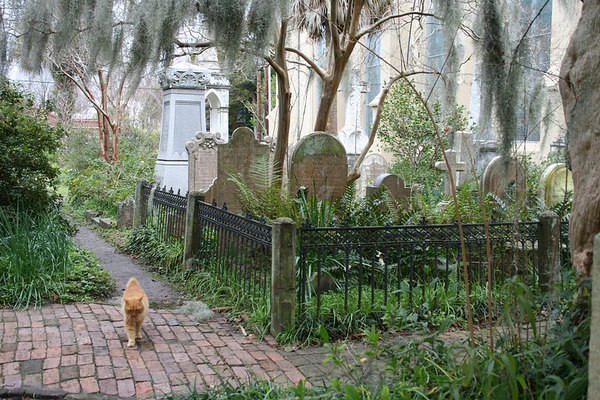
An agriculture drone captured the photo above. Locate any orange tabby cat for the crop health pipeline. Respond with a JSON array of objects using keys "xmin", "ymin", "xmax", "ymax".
[{"xmin": 121, "ymin": 277, "xmax": 149, "ymax": 347}]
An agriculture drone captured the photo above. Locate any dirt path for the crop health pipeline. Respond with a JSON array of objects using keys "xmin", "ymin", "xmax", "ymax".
[{"xmin": 73, "ymin": 224, "xmax": 183, "ymax": 307}]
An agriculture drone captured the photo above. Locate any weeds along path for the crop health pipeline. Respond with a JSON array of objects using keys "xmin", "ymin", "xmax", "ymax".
[{"xmin": 74, "ymin": 224, "xmax": 183, "ymax": 308}]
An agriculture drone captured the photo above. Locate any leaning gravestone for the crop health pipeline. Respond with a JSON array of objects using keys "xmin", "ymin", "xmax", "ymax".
[
  {"xmin": 481, "ymin": 156, "xmax": 526, "ymax": 199},
  {"xmin": 358, "ymin": 153, "xmax": 388, "ymax": 197},
  {"xmin": 186, "ymin": 131, "xmax": 224, "ymax": 193},
  {"xmin": 289, "ymin": 132, "xmax": 348, "ymax": 200},
  {"xmin": 538, "ymin": 163, "xmax": 573, "ymax": 208},
  {"xmin": 212, "ymin": 127, "xmax": 270, "ymax": 212},
  {"xmin": 367, "ymin": 173, "xmax": 413, "ymax": 209}
]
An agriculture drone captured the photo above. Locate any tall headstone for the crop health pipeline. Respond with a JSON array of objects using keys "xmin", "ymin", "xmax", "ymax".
[
  {"xmin": 186, "ymin": 131, "xmax": 224, "ymax": 193},
  {"xmin": 290, "ymin": 132, "xmax": 348, "ymax": 200},
  {"xmin": 538, "ymin": 163, "xmax": 573, "ymax": 208},
  {"xmin": 481, "ymin": 156, "xmax": 526, "ymax": 199},
  {"xmin": 358, "ymin": 153, "xmax": 388, "ymax": 197},
  {"xmin": 435, "ymin": 149, "xmax": 466, "ymax": 194},
  {"xmin": 367, "ymin": 174, "xmax": 413, "ymax": 209},
  {"xmin": 212, "ymin": 127, "xmax": 270, "ymax": 212}
]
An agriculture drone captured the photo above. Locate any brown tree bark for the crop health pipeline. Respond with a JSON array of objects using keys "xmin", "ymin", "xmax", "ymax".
[{"xmin": 559, "ymin": 0, "xmax": 600, "ymax": 278}]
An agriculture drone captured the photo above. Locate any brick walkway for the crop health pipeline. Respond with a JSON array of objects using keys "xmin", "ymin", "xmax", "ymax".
[{"xmin": 0, "ymin": 303, "xmax": 334, "ymax": 399}]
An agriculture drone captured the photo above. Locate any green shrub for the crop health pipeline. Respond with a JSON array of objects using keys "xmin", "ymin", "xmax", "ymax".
[
  {"xmin": 0, "ymin": 207, "xmax": 115, "ymax": 307},
  {"xmin": 0, "ymin": 78, "xmax": 65, "ymax": 212},
  {"xmin": 126, "ymin": 226, "xmax": 183, "ymax": 274}
]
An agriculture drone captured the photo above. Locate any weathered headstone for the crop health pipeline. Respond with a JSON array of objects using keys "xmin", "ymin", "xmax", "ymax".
[
  {"xmin": 435, "ymin": 149, "xmax": 466, "ymax": 194},
  {"xmin": 289, "ymin": 132, "xmax": 348, "ymax": 200},
  {"xmin": 117, "ymin": 197, "xmax": 135, "ymax": 229},
  {"xmin": 186, "ymin": 131, "xmax": 224, "ymax": 193},
  {"xmin": 481, "ymin": 156, "xmax": 526, "ymax": 199},
  {"xmin": 538, "ymin": 163, "xmax": 573, "ymax": 208},
  {"xmin": 367, "ymin": 173, "xmax": 413, "ymax": 209},
  {"xmin": 357, "ymin": 153, "xmax": 388, "ymax": 197},
  {"xmin": 212, "ymin": 127, "xmax": 270, "ymax": 212}
]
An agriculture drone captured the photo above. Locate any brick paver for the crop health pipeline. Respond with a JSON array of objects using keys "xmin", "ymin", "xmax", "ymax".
[{"xmin": 0, "ymin": 304, "xmax": 331, "ymax": 398}]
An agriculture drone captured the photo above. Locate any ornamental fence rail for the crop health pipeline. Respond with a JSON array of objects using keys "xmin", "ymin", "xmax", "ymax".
[
  {"xmin": 135, "ymin": 181, "xmax": 570, "ymax": 335},
  {"xmin": 297, "ymin": 221, "xmax": 541, "ymax": 320}
]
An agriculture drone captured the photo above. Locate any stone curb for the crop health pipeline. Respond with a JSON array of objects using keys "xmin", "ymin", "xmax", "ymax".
[{"xmin": 0, "ymin": 386, "xmax": 126, "ymax": 399}]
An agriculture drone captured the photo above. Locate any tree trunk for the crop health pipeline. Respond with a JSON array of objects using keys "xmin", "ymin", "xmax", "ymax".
[
  {"xmin": 271, "ymin": 20, "xmax": 292, "ymax": 187},
  {"xmin": 559, "ymin": 1, "xmax": 600, "ymax": 278}
]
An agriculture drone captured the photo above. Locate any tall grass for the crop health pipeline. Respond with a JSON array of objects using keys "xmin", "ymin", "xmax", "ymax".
[{"xmin": 0, "ymin": 207, "xmax": 114, "ymax": 307}]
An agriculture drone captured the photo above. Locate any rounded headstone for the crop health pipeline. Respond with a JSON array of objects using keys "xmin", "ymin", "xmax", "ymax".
[
  {"xmin": 290, "ymin": 132, "xmax": 348, "ymax": 200},
  {"xmin": 538, "ymin": 163, "xmax": 573, "ymax": 207}
]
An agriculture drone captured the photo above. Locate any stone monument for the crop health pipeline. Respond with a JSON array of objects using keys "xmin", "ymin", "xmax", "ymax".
[
  {"xmin": 481, "ymin": 156, "xmax": 526, "ymax": 200},
  {"xmin": 435, "ymin": 149, "xmax": 466, "ymax": 194},
  {"xmin": 186, "ymin": 131, "xmax": 224, "ymax": 193},
  {"xmin": 538, "ymin": 163, "xmax": 573, "ymax": 208},
  {"xmin": 154, "ymin": 62, "xmax": 230, "ymax": 193},
  {"xmin": 358, "ymin": 153, "xmax": 388, "ymax": 197},
  {"xmin": 211, "ymin": 127, "xmax": 270, "ymax": 212},
  {"xmin": 289, "ymin": 132, "xmax": 348, "ymax": 200},
  {"xmin": 367, "ymin": 173, "xmax": 413, "ymax": 209}
]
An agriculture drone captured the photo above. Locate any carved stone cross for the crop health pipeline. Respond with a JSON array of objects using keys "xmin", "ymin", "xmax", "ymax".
[{"xmin": 435, "ymin": 149, "xmax": 466, "ymax": 194}]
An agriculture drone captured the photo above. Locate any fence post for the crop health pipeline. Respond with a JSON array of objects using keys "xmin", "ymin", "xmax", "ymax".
[
  {"xmin": 133, "ymin": 179, "xmax": 145, "ymax": 229},
  {"xmin": 184, "ymin": 191, "xmax": 205, "ymax": 268},
  {"xmin": 538, "ymin": 211, "xmax": 560, "ymax": 292},
  {"xmin": 271, "ymin": 217, "xmax": 296, "ymax": 336},
  {"xmin": 588, "ymin": 233, "xmax": 600, "ymax": 399}
]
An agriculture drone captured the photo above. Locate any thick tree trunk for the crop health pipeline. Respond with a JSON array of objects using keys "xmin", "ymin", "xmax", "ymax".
[{"xmin": 559, "ymin": 0, "xmax": 600, "ymax": 278}]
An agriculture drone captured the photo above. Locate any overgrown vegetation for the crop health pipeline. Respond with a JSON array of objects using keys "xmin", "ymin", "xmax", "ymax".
[
  {"xmin": 166, "ymin": 275, "xmax": 588, "ymax": 399},
  {"xmin": 61, "ymin": 125, "xmax": 158, "ymax": 218},
  {"xmin": 0, "ymin": 207, "xmax": 115, "ymax": 308}
]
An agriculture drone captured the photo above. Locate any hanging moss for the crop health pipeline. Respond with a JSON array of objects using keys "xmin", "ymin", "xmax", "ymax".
[
  {"xmin": 432, "ymin": 0, "xmax": 463, "ymax": 109},
  {"xmin": 478, "ymin": 0, "xmax": 522, "ymax": 157}
]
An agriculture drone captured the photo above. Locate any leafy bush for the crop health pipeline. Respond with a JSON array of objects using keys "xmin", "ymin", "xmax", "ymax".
[
  {"xmin": 0, "ymin": 207, "xmax": 115, "ymax": 307},
  {"xmin": 62, "ymin": 127, "xmax": 158, "ymax": 217},
  {"xmin": 0, "ymin": 78, "xmax": 65, "ymax": 212},
  {"xmin": 126, "ymin": 226, "xmax": 183, "ymax": 274}
]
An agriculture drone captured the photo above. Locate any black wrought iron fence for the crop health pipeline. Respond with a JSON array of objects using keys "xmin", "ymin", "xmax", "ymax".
[
  {"xmin": 151, "ymin": 186, "xmax": 187, "ymax": 242},
  {"xmin": 560, "ymin": 220, "xmax": 571, "ymax": 269},
  {"xmin": 194, "ymin": 199, "xmax": 272, "ymax": 302},
  {"xmin": 297, "ymin": 221, "xmax": 540, "ymax": 320}
]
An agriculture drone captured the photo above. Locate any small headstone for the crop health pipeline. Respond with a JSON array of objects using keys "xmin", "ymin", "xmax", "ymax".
[
  {"xmin": 85, "ymin": 210, "xmax": 99, "ymax": 220},
  {"xmin": 358, "ymin": 153, "xmax": 388, "ymax": 197},
  {"xmin": 289, "ymin": 132, "xmax": 348, "ymax": 200},
  {"xmin": 213, "ymin": 127, "xmax": 270, "ymax": 212},
  {"xmin": 310, "ymin": 272, "xmax": 337, "ymax": 295},
  {"xmin": 117, "ymin": 197, "xmax": 135, "ymax": 229},
  {"xmin": 98, "ymin": 218, "xmax": 114, "ymax": 229},
  {"xmin": 186, "ymin": 131, "xmax": 224, "ymax": 193},
  {"xmin": 435, "ymin": 149, "xmax": 466, "ymax": 194},
  {"xmin": 481, "ymin": 156, "xmax": 526, "ymax": 200},
  {"xmin": 368, "ymin": 173, "xmax": 413, "ymax": 209},
  {"xmin": 538, "ymin": 163, "xmax": 573, "ymax": 207}
]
